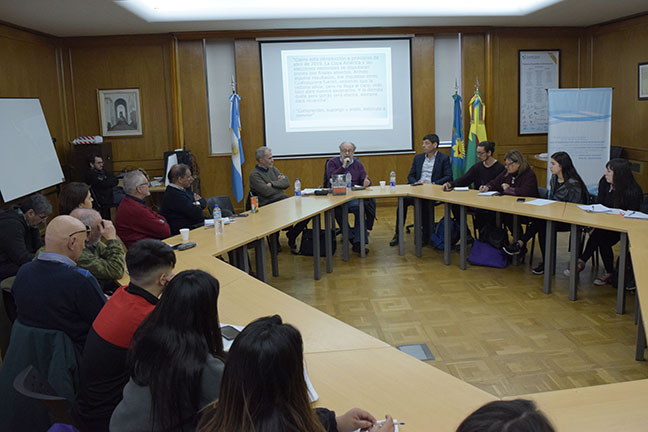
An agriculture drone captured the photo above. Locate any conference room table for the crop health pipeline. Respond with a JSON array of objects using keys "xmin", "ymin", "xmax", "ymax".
[{"xmin": 132, "ymin": 183, "xmax": 648, "ymax": 431}]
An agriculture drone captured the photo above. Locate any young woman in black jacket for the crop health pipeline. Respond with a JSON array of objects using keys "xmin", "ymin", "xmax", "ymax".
[{"xmin": 567, "ymin": 158, "xmax": 643, "ymax": 285}]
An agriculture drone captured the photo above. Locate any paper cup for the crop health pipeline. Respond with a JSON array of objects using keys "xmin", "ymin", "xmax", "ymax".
[
  {"xmin": 180, "ymin": 228, "xmax": 190, "ymax": 242},
  {"xmin": 379, "ymin": 180, "xmax": 386, "ymax": 188}
]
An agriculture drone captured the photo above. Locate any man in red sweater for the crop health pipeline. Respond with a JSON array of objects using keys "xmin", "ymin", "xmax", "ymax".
[
  {"xmin": 115, "ymin": 170, "xmax": 170, "ymax": 248},
  {"xmin": 75, "ymin": 239, "xmax": 176, "ymax": 432}
]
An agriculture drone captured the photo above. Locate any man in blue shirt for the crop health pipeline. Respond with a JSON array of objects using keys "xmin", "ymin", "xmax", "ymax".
[{"xmin": 389, "ymin": 134, "xmax": 452, "ymax": 246}]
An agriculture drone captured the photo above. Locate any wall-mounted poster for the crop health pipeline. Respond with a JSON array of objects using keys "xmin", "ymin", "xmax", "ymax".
[
  {"xmin": 518, "ymin": 50, "xmax": 560, "ymax": 135},
  {"xmin": 97, "ymin": 88, "xmax": 142, "ymax": 137}
]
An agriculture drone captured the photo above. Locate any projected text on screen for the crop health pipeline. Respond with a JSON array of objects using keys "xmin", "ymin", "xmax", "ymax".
[{"xmin": 281, "ymin": 48, "xmax": 393, "ymax": 132}]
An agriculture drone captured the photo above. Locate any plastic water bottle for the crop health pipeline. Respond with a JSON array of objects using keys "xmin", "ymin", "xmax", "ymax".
[
  {"xmin": 345, "ymin": 172, "xmax": 352, "ymax": 193},
  {"xmin": 389, "ymin": 170, "xmax": 396, "ymax": 191},
  {"xmin": 294, "ymin": 178, "xmax": 301, "ymax": 198},
  {"xmin": 213, "ymin": 204, "xmax": 223, "ymax": 235}
]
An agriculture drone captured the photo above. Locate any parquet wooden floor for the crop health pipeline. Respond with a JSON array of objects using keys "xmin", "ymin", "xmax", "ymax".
[{"xmin": 258, "ymin": 205, "xmax": 648, "ymax": 398}]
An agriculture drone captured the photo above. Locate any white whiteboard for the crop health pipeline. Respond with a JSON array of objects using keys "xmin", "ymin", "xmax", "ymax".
[{"xmin": 0, "ymin": 98, "xmax": 65, "ymax": 202}]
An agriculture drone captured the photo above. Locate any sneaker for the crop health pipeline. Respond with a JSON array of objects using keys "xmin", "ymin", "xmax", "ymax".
[
  {"xmin": 563, "ymin": 259, "xmax": 585, "ymax": 277},
  {"xmin": 502, "ymin": 242, "xmax": 522, "ymax": 255},
  {"xmin": 532, "ymin": 263, "xmax": 545, "ymax": 275},
  {"xmin": 593, "ymin": 273, "xmax": 613, "ymax": 286},
  {"xmin": 389, "ymin": 233, "xmax": 398, "ymax": 247}
]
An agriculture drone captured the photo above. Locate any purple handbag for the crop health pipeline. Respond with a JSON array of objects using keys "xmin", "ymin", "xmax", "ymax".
[{"xmin": 468, "ymin": 239, "xmax": 508, "ymax": 268}]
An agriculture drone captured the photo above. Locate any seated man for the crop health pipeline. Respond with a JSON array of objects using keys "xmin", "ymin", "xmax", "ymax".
[
  {"xmin": 389, "ymin": 133, "xmax": 452, "ymax": 246},
  {"xmin": 249, "ymin": 146, "xmax": 308, "ymax": 252},
  {"xmin": 442, "ymin": 140, "xmax": 505, "ymax": 232},
  {"xmin": 160, "ymin": 163, "xmax": 207, "ymax": 235},
  {"xmin": 70, "ymin": 208, "xmax": 126, "ymax": 294},
  {"xmin": 326, "ymin": 141, "xmax": 372, "ymax": 254},
  {"xmin": 11, "ymin": 215, "xmax": 106, "ymax": 353},
  {"xmin": 115, "ymin": 170, "xmax": 171, "ymax": 248},
  {"xmin": 0, "ymin": 193, "xmax": 52, "ymax": 281},
  {"xmin": 85, "ymin": 153, "xmax": 119, "ymax": 220},
  {"xmin": 75, "ymin": 239, "xmax": 176, "ymax": 432}
]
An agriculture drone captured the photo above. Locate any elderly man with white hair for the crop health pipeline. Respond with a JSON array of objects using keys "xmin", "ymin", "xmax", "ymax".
[
  {"xmin": 115, "ymin": 169, "xmax": 171, "ymax": 248},
  {"xmin": 71, "ymin": 208, "xmax": 125, "ymax": 294},
  {"xmin": 11, "ymin": 215, "xmax": 107, "ymax": 351}
]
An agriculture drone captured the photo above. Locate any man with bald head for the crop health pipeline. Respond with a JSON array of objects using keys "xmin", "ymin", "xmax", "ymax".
[
  {"xmin": 115, "ymin": 169, "xmax": 171, "ymax": 248},
  {"xmin": 12, "ymin": 216, "xmax": 106, "ymax": 351},
  {"xmin": 160, "ymin": 163, "xmax": 207, "ymax": 235},
  {"xmin": 71, "ymin": 208, "xmax": 125, "ymax": 294}
]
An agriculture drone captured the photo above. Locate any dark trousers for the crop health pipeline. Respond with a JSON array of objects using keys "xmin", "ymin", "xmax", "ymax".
[
  {"xmin": 581, "ymin": 228, "xmax": 620, "ymax": 273},
  {"xmin": 393, "ymin": 197, "xmax": 434, "ymax": 242},
  {"xmin": 520, "ymin": 219, "xmax": 570, "ymax": 262},
  {"xmin": 335, "ymin": 198, "xmax": 370, "ymax": 244}
]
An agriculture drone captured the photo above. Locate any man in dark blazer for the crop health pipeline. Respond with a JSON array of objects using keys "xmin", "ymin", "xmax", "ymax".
[
  {"xmin": 159, "ymin": 164, "xmax": 206, "ymax": 235},
  {"xmin": 389, "ymin": 133, "xmax": 452, "ymax": 246}
]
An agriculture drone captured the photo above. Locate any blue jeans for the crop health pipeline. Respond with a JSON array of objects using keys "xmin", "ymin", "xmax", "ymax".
[{"xmin": 334, "ymin": 198, "xmax": 369, "ymax": 244}]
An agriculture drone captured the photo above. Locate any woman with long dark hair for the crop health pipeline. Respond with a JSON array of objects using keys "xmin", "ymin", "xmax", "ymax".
[
  {"xmin": 110, "ymin": 270, "xmax": 225, "ymax": 432},
  {"xmin": 197, "ymin": 315, "xmax": 394, "ymax": 432},
  {"xmin": 503, "ymin": 151, "xmax": 588, "ymax": 274},
  {"xmin": 59, "ymin": 181, "xmax": 93, "ymax": 215},
  {"xmin": 566, "ymin": 158, "xmax": 643, "ymax": 285}
]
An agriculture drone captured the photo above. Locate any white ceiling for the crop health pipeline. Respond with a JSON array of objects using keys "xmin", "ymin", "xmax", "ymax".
[{"xmin": 0, "ymin": 0, "xmax": 646, "ymax": 37}]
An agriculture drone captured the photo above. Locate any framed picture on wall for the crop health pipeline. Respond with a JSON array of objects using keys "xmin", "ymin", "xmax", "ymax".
[
  {"xmin": 639, "ymin": 63, "xmax": 648, "ymax": 100},
  {"xmin": 97, "ymin": 88, "xmax": 142, "ymax": 137},
  {"xmin": 518, "ymin": 50, "xmax": 560, "ymax": 135}
]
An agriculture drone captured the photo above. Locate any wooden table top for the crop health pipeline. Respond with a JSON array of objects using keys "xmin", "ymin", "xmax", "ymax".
[
  {"xmin": 218, "ymin": 275, "xmax": 389, "ymax": 354},
  {"xmin": 511, "ymin": 379, "xmax": 648, "ymax": 432},
  {"xmin": 306, "ymin": 347, "xmax": 496, "ymax": 431}
]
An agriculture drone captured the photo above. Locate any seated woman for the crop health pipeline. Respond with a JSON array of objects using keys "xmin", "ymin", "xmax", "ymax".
[
  {"xmin": 478, "ymin": 150, "xmax": 539, "ymax": 251},
  {"xmin": 59, "ymin": 181, "xmax": 94, "ymax": 215},
  {"xmin": 566, "ymin": 158, "xmax": 643, "ymax": 285},
  {"xmin": 110, "ymin": 270, "xmax": 225, "ymax": 432},
  {"xmin": 456, "ymin": 399, "xmax": 555, "ymax": 432},
  {"xmin": 503, "ymin": 151, "xmax": 588, "ymax": 275},
  {"xmin": 197, "ymin": 314, "xmax": 394, "ymax": 432}
]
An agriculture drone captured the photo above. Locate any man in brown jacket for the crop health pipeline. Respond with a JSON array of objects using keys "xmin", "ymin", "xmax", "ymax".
[{"xmin": 249, "ymin": 147, "xmax": 307, "ymax": 252}]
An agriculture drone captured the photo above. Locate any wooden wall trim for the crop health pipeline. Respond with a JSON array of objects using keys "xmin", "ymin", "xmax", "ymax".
[{"xmin": 170, "ymin": 36, "xmax": 184, "ymax": 149}]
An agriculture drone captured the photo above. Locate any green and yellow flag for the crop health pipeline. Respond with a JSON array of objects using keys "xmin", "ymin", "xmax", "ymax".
[{"xmin": 466, "ymin": 91, "xmax": 487, "ymax": 169}]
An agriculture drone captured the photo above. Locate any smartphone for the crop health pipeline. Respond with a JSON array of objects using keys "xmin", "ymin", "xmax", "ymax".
[
  {"xmin": 516, "ymin": 198, "xmax": 525, "ymax": 202},
  {"xmin": 410, "ymin": 183, "xmax": 423, "ymax": 186},
  {"xmin": 221, "ymin": 325, "xmax": 240, "ymax": 340},
  {"xmin": 233, "ymin": 213, "xmax": 249, "ymax": 217}
]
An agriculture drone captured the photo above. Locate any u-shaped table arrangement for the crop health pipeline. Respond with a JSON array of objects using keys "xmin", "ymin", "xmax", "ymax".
[{"xmin": 152, "ymin": 184, "xmax": 648, "ymax": 431}]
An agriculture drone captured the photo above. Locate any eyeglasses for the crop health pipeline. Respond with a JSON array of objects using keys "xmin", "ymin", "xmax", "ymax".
[
  {"xmin": 504, "ymin": 161, "xmax": 519, "ymax": 167},
  {"xmin": 69, "ymin": 225, "xmax": 91, "ymax": 238},
  {"xmin": 476, "ymin": 151, "xmax": 487, "ymax": 156},
  {"xmin": 137, "ymin": 182, "xmax": 151, "ymax": 188}
]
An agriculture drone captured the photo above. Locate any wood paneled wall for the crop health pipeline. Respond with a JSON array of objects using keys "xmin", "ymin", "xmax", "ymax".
[
  {"xmin": 65, "ymin": 35, "xmax": 176, "ymax": 177},
  {"xmin": 489, "ymin": 28, "xmax": 581, "ymax": 159},
  {"xmin": 2, "ymin": 14, "xmax": 648, "ymax": 208},
  {"xmin": 0, "ymin": 25, "xmax": 66, "ymax": 207},
  {"xmin": 585, "ymin": 15, "xmax": 648, "ymax": 190}
]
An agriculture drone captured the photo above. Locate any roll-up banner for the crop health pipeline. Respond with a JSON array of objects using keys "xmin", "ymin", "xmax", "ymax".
[{"xmin": 547, "ymin": 88, "xmax": 613, "ymax": 194}]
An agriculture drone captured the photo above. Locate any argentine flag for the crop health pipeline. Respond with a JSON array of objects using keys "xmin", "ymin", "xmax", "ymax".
[{"xmin": 230, "ymin": 93, "xmax": 244, "ymax": 202}]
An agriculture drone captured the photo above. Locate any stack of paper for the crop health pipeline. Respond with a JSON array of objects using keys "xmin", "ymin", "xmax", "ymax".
[{"xmin": 577, "ymin": 204, "xmax": 622, "ymax": 214}]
